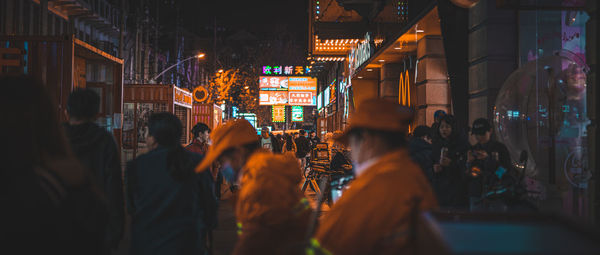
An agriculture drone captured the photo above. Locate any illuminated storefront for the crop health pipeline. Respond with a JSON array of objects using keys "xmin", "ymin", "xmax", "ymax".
[
  {"xmin": 122, "ymin": 84, "xmax": 193, "ymax": 160},
  {"xmin": 347, "ymin": 4, "xmax": 446, "ymax": 127}
]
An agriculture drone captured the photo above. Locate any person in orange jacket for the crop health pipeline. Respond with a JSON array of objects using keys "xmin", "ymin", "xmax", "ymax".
[
  {"xmin": 309, "ymin": 99, "xmax": 438, "ymax": 255},
  {"xmin": 195, "ymin": 119, "xmax": 310, "ymax": 255}
]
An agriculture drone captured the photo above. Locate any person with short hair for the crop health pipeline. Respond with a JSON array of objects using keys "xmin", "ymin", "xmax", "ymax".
[
  {"xmin": 310, "ymin": 99, "xmax": 437, "ymax": 255},
  {"xmin": 259, "ymin": 127, "xmax": 281, "ymax": 153},
  {"xmin": 409, "ymin": 125, "xmax": 434, "ymax": 183},
  {"xmin": 126, "ymin": 112, "xmax": 217, "ymax": 255},
  {"xmin": 187, "ymin": 122, "xmax": 211, "ymax": 156},
  {"xmin": 295, "ymin": 130, "xmax": 311, "ymax": 169},
  {"xmin": 63, "ymin": 88, "xmax": 124, "ymax": 253},
  {"xmin": 308, "ymin": 131, "xmax": 320, "ymax": 149},
  {"xmin": 466, "ymin": 118, "xmax": 512, "ymax": 211},
  {"xmin": 195, "ymin": 119, "xmax": 310, "ymax": 254}
]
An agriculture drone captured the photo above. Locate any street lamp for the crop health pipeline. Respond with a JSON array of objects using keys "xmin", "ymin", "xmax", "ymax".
[{"xmin": 149, "ymin": 53, "xmax": 205, "ymax": 83}]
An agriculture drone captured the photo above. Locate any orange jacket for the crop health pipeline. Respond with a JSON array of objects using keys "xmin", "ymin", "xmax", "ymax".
[
  {"xmin": 233, "ymin": 151, "xmax": 310, "ymax": 255},
  {"xmin": 314, "ymin": 149, "xmax": 438, "ymax": 255}
]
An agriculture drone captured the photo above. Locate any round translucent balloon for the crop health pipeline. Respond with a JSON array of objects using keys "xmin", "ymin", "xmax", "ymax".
[{"xmin": 494, "ymin": 50, "xmax": 589, "ymax": 187}]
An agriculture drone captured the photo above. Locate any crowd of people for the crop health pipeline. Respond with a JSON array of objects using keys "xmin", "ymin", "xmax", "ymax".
[
  {"xmin": 3, "ymin": 75, "xmax": 522, "ymax": 254},
  {"xmin": 259, "ymin": 128, "xmax": 316, "ymax": 171},
  {"xmin": 408, "ymin": 110, "xmax": 519, "ymax": 211}
]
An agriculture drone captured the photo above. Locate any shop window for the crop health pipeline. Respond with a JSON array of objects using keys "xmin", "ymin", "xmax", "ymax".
[{"xmin": 495, "ymin": 10, "xmax": 590, "ymax": 217}]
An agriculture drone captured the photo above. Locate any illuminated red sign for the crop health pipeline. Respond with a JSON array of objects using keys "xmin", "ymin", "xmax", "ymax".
[
  {"xmin": 288, "ymin": 91, "xmax": 315, "ymax": 106},
  {"xmin": 288, "ymin": 77, "xmax": 317, "ymax": 91},
  {"xmin": 259, "ymin": 91, "xmax": 289, "ymax": 105},
  {"xmin": 259, "ymin": 76, "xmax": 288, "ymax": 90}
]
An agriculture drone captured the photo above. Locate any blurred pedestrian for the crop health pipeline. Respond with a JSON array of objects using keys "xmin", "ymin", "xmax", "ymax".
[
  {"xmin": 295, "ymin": 130, "xmax": 311, "ymax": 170},
  {"xmin": 260, "ymin": 127, "xmax": 281, "ymax": 153},
  {"xmin": 310, "ymin": 99, "xmax": 437, "ymax": 255},
  {"xmin": 431, "ymin": 114, "xmax": 470, "ymax": 208},
  {"xmin": 466, "ymin": 118, "xmax": 513, "ymax": 211},
  {"xmin": 309, "ymin": 131, "xmax": 320, "ymax": 148},
  {"xmin": 195, "ymin": 119, "xmax": 310, "ymax": 254},
  {"xmin": 63, "ymin": 88, "xmax": 124, "ymax": 253},
  {"xmin": 276, "ymin": 134, "xmax": 284, "ymax": 152},
  {"xmin": 1, "ymin": 76, "xmax": 108, "ymax": 254},
  {"xmin": 282, "ymin": 133, "xmax": 297, "ymax": 155},
  {"xmin": 409, "ymin": 125, "xmax": 434, "ymax": 183},
  {"xmin": 126, "ymin": 112, "xmax": 217, "ymax": 255},
  {"xmin": 187, "ymin": 122, "xmax": 211, "ymax": 156}
]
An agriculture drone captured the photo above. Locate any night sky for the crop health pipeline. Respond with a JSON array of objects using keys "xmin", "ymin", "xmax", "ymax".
[{"xmin": 180, "ymin": 0, "xmax": 308, "ymax": 45}]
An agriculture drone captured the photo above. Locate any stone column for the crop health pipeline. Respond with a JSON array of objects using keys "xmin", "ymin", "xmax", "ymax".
[
  {"xmin": 415, "ymin": 35, "xmax": 450, "ymax": 126},
  {"xmin": 467, "ymin": 0, "xmax": 518, "ymax": 125},
  {"xmin": 585, "ymin": 0, "xmax": 599, "ymax": 224},
  {"xmin": 379, "ymin": 63, "xmax": 402, "ymax": 102}
]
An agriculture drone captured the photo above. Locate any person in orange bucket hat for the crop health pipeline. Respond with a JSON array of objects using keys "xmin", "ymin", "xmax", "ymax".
[
  {"xmin": 195, "ymin": 119, "xmax": 310, "ymax": 255},
  {"xmin": 308, "ymin": 99, "xmax": 438, "ymax": 255}
]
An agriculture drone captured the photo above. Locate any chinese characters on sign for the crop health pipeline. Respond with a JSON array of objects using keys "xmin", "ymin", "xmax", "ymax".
[
  {"xmin": 259, "ymin": 91, "xmax": 289, "ymax": 105},
  {"xmin": 258, "ymin": 76, "xmax": 317, "ymax": 106},
  {"xmin": 174, "ymin": 86, "xmax": 193, "ymax": 108},
  {"xmin": 272, "ymin": 105, "xmax": 286, "ymax": 122},
  {"xmin": 288, "ymin": 77, "xmax": 317, "ymax": 91},
  {"xmin": 289, "ymin": 91, "xmax": 315, "ymax": 106},
  {"xmin": 259, "ymin": 76, "xmax": 289, "ymax": 90},
  {"xmin": 291, "ymin": 106, "xmax": 303, "ymax": 122},
  {"xmin": 262, "ymin": 65, "xmax": 313, "ymax": 76}
]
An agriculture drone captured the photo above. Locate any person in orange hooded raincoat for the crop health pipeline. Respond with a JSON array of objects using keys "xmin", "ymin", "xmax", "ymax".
[
  {"xmin": 195, "ymin": 119, "xmax": 310, "ymax": 255},
  {"xmin": 309, "ymin": 99, "xmax": 438, "ymax": 255}
]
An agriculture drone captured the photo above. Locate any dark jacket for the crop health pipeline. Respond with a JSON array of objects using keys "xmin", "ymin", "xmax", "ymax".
[
  {"xmin": 271, "ymin": 134, "xmax": 282, "ymax": 153},
  {"xmin": 431, "ymin": 134, "xmax": 469, "ymax": 208},
  {"xmin": 186, "ymin": 139, "xmax": 208, "ymax": 157},
  {"xmin": 409, "ymin": 137, "xmax": 434, "ymax": 183},
  {"xmin": 309, "ymin": 136, "xmax": 321, "ymax": 148},
  {"xmin": 295, "ymin": 136, "xmax": 311, "ymax": 158},
  {"xmin": 2, "ymin": 160, "xmax": 108, "ymax": 255},
  {"xmin": 63, "ymin": 122, "xmax": 124, "ymax": 249},
  {"xmin": 126, "ymin": 147, "xmax": 217, "ymax": 255},
  {"xmin": 467, "ymin": 140, "xmax": 513, "ymax": 197},
  {"xmin": 330, "ymin": 149, "xmax": 352, "ymax": 174}
]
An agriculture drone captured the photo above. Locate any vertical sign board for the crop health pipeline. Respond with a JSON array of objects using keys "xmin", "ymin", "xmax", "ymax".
[
  {"xmin": 317, "ymin": 92, "xmax": 323, "ymax": 110},
  {"xmin": 272, "ymin": 105, "xmax": 286, "ymax": 122},
  {"xmin": 324, "ymin": 87, "xmax": 331, "ymax": 107},
  {"xmin": 291, "ymin": 106, "xmax": 304, "ymax": 122}
]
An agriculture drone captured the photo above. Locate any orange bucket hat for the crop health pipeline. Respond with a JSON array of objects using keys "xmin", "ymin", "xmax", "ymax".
[
  {"xmin": 335, "ymin": 99, "xmax": 413, "ymax": 144},
  {"xmin": 195, "ymin": 119, "xmax": 259, "ymax": 173}
]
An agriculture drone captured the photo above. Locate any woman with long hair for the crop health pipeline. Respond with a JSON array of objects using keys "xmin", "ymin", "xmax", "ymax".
[
  {"xmin": 431, "ymin": 114, "xmax": 470, "ymax": 208},
  {"xmin": 282, "ymin": 133, "xmax": 297, "ymax": 155},
  {"xmin": 0, "ymin": 76, "xmax": 107, "ymax": 254},
  {"xmin": 126, "ymin": 112, "xmax": 217, "ymax": 255}
]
